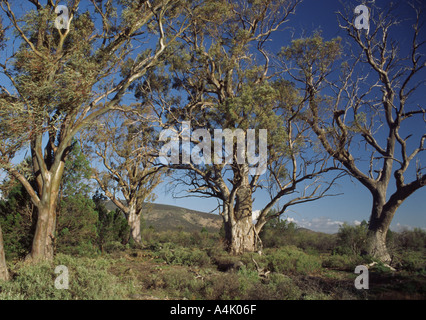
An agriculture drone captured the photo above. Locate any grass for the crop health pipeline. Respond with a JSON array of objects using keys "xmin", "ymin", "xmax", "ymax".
[{"xmin": 1, "ymin": 229, "xmax": 425, "ymax": 300}]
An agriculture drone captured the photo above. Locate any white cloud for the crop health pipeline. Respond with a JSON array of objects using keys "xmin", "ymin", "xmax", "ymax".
[
  {"xmin": 392, "ymin": 223, "xmax": 414, "ymax": 233},
  {"xmin": 284, "ymin": 216, "xmax": 363, "ymax": 234},
  {"xmin": 286, "ymin": 217, "xmax": 297, "ymax": 223},
  {"xmin": 252, "ymin": 210, "xmax": 261, "ymax": 223}
]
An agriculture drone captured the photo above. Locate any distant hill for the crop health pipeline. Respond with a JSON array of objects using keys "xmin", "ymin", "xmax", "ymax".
[{"xmin": 104, "ymin": 201, "xmax": 222, "ymax": 233}]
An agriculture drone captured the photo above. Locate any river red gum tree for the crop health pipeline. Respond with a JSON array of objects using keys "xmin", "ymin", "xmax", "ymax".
[
  {"xmin": 87, "ymin": 111, "xmax": 163, "ymax": 245},
  {"xmin": 142, "ymin": 0, "xmax": 342, "ymax": 254},
  {"xmin": 0, "ymin": 0, "xmax": 188, "ymax": 262},
  {"xmin": 280, "ymin": 3, "xmax": 426, "ymax": 262}
]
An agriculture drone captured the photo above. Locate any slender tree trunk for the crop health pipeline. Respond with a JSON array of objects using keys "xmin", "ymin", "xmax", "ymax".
[
  {"xmin": 127, "ymin": 203, "xmax": 142, "ymax": 245},
  {"xmin": 0, "ymin": 224, "xmax": 9, "ymax": 281}
]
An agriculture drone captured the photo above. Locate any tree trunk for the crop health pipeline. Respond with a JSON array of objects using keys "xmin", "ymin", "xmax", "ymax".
[
  {"xmin": 224, "ymin": 173, "xmax": 257, "ymax": 255},
  {"xmin": 127, "ymin": 204, "xmax": 142, "ymax": 245},
  {"xmin": 364, "ymin": 194, "xmax": 395, "ymax": 263},
  {"xmin": 28, "ymin": 201, "xmax": 57, "ymax": 262},
  {"xmin": 0, "ymin": 224, "xmax": 9, "ymax": 281},
  {"xmin": 365, "ymin": 227, "xmax": 391, "ymax": 263},
  {"xmin": 228, "ymin": 216, "xmax": 256, "ymax": 255}
]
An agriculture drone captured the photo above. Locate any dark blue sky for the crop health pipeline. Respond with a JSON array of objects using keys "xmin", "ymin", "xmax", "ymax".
[
  {"xmin": 156, "ymin": 0, "xmax": 426, "ymax": 233},
  {"xmin": 0, "ymin": 0, "xmax": 424, "ymax": 233}
]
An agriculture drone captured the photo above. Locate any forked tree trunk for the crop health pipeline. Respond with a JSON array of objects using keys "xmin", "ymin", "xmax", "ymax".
[{"xmin": 0, "ymin": 224, "xmax": 9, "ymax": 281}]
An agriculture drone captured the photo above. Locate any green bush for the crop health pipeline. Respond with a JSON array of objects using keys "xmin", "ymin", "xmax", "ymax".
[
  {"xmin": 334, "ymin": 222, "xmax": 368, "ymax": 256},
  {"xmin": 0, "ymin": 254, "xmax": 135, "ymax": 300},
  {"xmin": 0, "ymin": 183, "xmax": 33, "ymax": 259},
  {"xmin": 394, "ymin": 251, "xmax": 426, "ymax": 272},
  {"xmin": 321, "ymin": 254, "xmax": 363, "ymax": 271},
  {"xmin": 202, "ymin": 272, "xmax": 242, "ymax": 300},
  {"xmin": 237, "ymin": 266, "xmax": 260, "ymax": 296},
  {"xmin": 265, "ymin": 246, "xmax": 322, "ymax": 275},
  {"xmin": 266, "ymin": 273, "xmax": 303, "ymax": 300},
  {"xmin": 56, "ymin": 194, "xmax": 99, "ymax": 256},
  {"xmin": 156, "ymin": 243, "xmax": 211, "ymax": 267},
  {"xmin": 394, "ymin": 228, "xmax": 426, "ymax": 251},
  {"xmin": 260, "ymin": 217, "xmax": 298, "ymax": 248},
  {"xmin": 102, "ymin": 241, "xmax": 127, "ymax": 253}
]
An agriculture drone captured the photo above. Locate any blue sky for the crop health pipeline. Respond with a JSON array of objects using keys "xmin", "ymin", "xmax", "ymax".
[
  {"xmin": 0, "ymin": 0, "xmax": 424, "ymax": 234},
  {"xmin": 153, "ymin": 0, "xmax": 426, "ymax": 234}
]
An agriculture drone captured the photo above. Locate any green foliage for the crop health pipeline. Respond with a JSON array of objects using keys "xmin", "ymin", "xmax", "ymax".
[
  {"xmin": 0, "ymin": 183, "xmax": 34, "ymax": 259},
  {"xmin": 321, "ymin": 254, "xmax": 364, "ymax": 271},
  {"xmin": 390, "ymin": 229, "xmax": 426, "ymax": 272},
  {"xmin": 260, "ymin": 217, "xmax": 336, "ymax": 253},
  {"xmin": 155, "ymin": 242, "xmax": 211, "ymax": 267},
  {"xmin": 395, "ymin": 228, "xmax": 426, "ymax": 251},
  {"xmin": 93, "ymin": 192, "xmax": 130, "ymax": 252},
  {"xmin": 265, "ymin": 246, "xmax": 322, "ymax": 275},
  {"xmin": 394, "ymin": 251, "xmax": 426, "ymax": 273},
  {"xmin": 334, "ymin": 221, "xmax": 368, "ymax": 256},
  {"xmin": 280, "ymin": 33, "xmax": 342, "ymax": 79},
  {"xmin": 56, "ymin": 194, "xmax": 99, "ymax": 257},
  {"xmin": 61, "ymin": 142, "xmax": 92, "ymax": 197},
  {"xmin": 0, "ymin": 254, "xmax": 135, "ymax": 300},
  {"xmin": 260, "ymin": 217, "xmax": 298, "ymax": 248}
]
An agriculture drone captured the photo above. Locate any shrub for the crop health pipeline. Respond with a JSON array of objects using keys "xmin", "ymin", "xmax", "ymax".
[
  {"xmin": 334, "ymin": 222, "xmax": 368, "ymax": 256},
  {"xmin": 260, "ymin": 217, "xmax": 298, "ymax": 248},
  {"xmin": 56, "ymin": 194, "xmax": 99, "ymax": 256},
  {"xmin": 394, "ymin": 228, "xmax": 426, "ymax": 251},
  {"xmin": 202, "ymin": 272, "xmax": 242, "ymax": 300},
  {"xmin": 0, "ymin": 183, "xmax": 33, "ymax": 259},
  {"xmin": 102, "ymin": 241, "xmax": 126, "ymax": 253},
  {"xmin": 321, "ymin": 254, "xmax": 362, "ymax": 271},
  {"xmin": 265, "ymin": 246, "xmax": 322, "ymax": 275},
  {"xmin": 156, "ymin": 243, "xmax": 211, "ymax": 267},
  {"xmin": 156, "ymin": 267, "xmax": 204, "ymax": 299},
  {"xmin": 394, "ymin": 251, "xmax": 426, "ymax": 272},
  {"xmin": 94, "ymin": 193, "xmax": 130, "ymax": 251},
  {"xmin": 238, "ymin": 272, "xmax": 303, "ymax": 300},
  {"xmin": 296, "ymin": 231, "xmax": 336, "ymax": 253},
  {"xmin": 237, "ymin": 266, "xmax": 260, "ymax": 296},
  {"xmin": 0, "ymin": 254, "xmax": 134, "ymax": 300}
]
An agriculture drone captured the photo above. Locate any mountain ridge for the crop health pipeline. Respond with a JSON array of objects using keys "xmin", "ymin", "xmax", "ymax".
[{"xmin": 104, "ymin": 200, "xmax": 222, "ymax": 233}]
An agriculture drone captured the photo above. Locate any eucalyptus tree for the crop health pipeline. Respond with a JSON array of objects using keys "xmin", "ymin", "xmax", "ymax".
[
  {"xmin": 280, "ymin": 2, "xmax": 426, "ymax": 262},
  {"xmin": 0, "ymin": 0, "xmax": 188, "ymax": 262},
  {"xmin": 140, "ymin": 0, "xmax": 342, "ymax": 254},
  {"xmin": 86, "ymin": 110, "xmax": 163, "ymax": 245}
]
